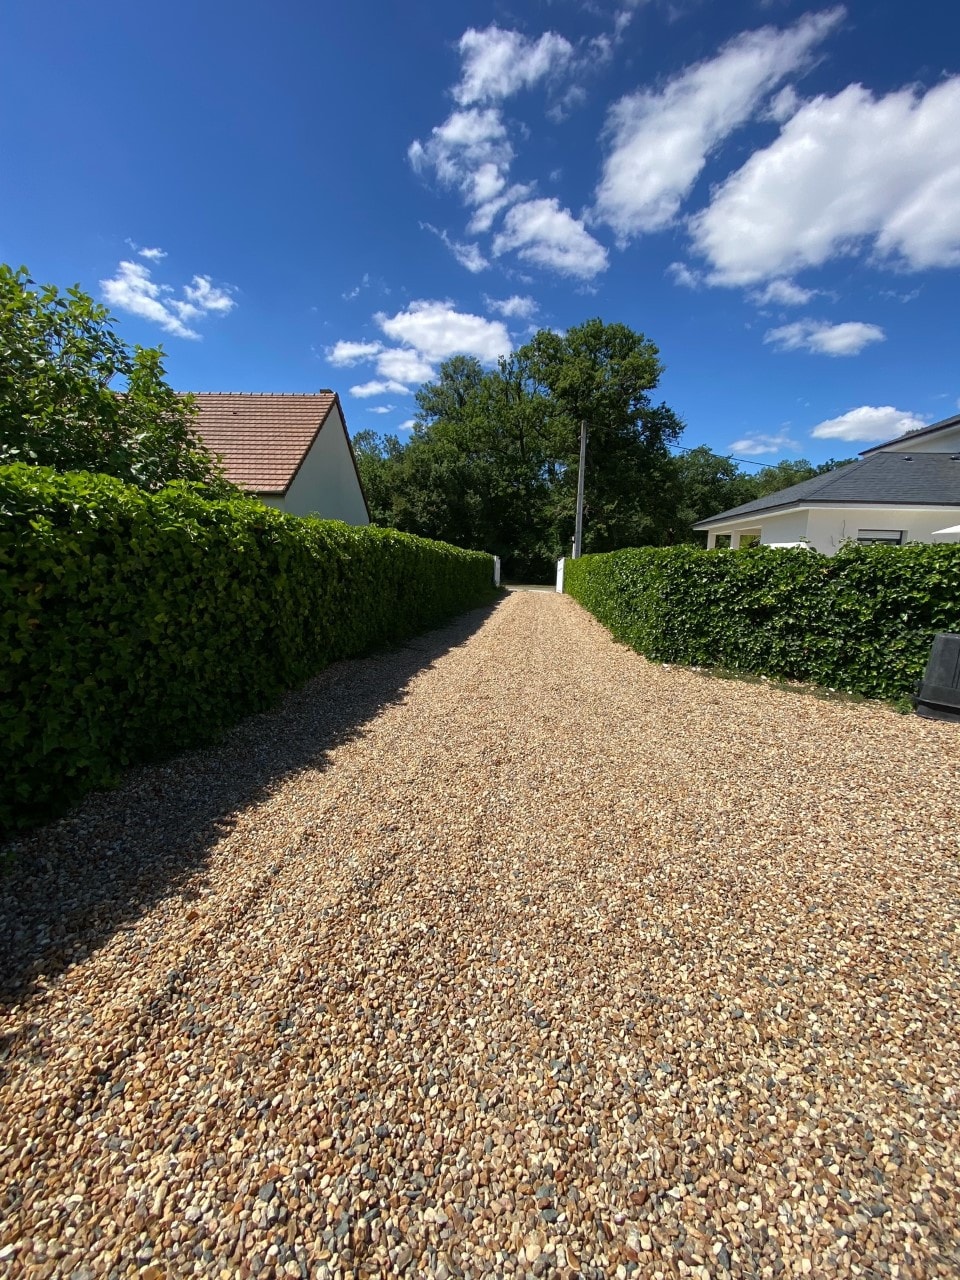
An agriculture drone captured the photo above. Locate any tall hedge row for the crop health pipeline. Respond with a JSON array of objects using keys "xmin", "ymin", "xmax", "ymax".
[
  {"xmin": 564, "ymin": 542, "xmax": 960, "ymax": 702},
  {"xmin": 0, "ymin": 464, "xmax": 495, "ymax": 833}
]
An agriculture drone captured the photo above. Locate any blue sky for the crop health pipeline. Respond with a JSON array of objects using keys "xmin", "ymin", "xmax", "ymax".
[{"xmin": 3, "ymin": 0, "xmax": 959, "ymax": 466}]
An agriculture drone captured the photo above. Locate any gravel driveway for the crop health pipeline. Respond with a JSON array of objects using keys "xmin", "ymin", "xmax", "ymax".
[{"xmin": 2, "ymin": 590, "xmax": 959, "ymax": 1279}]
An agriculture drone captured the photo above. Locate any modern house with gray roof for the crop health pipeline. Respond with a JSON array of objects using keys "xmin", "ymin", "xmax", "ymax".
[{"xmin": 693, "ymin": 413, "xmax": 960, "ymax": 553}]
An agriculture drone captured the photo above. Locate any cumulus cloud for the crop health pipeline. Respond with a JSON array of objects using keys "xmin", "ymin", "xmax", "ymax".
[
  {"xmin": 691, "ymin": 77, "xmax": 960, "ymax": 284},
  {"xmin": 764, "ymin": 319, "xmax": 885, "ymax": 356},
  {"xmin": 809, "ymin": 405, "xmax": 927, "ymax": 442},
  {"xmin": 368, "ymin": 405, "xmax": 395, "ymax": 414},
  {"xmin": 376, "ymin": 347, "xmax": 436, "ymax": 385},
  {"xmin": 450, "ymin": 238, "xmax": 490, "ymax": 273},
  {"xmin": 376, "ymin": 300, "xmax": 511, "ymax": 365},
  {"xmin": 336, "ymin": 302, "xmax": 513, "ymax": 401},
  {"xmin": 409, "ymin": 107, "xmax": 514, "ymax": 207},
  {"xmin": 454, "ymin": 26, "xmax": 574, "ymax": 105},
  {"xmin": 493, "ymin": 198, "xmax": 609, "ymax": 278},
  {"xmin": 751, "ymin": 278, "xmax": 816, "ymax": 306},
  {"xmin": 729, "ymin": 431, "xmax": 799, "ymax": 455},
  {"xmin": 181, "ymin": 276, "xmax": 234, "ymax": 315},
  {"xmin": 593, "ymin": 8, "xmax": 843, "ymax": 239},
  {"xmin": 327, "ymin": 340, "xmax": 384, "ymax": 366},
  {"xmin": 398, "ymin": 419, "xmax": 417, "ymax": 431},
  {"xmin": 666, "ymin": 261, "xmax": 702, "ymax": 288},
  {"xmin": 100, "ymin": 259, "xmax": 236, "ymax": 340},
  {"xmin": 766, "ymin": 85, "xmax": 802, "ymax": 123},
  {"xmin": 349, "ymin": 379, "xmax": 411, "ymax": 398},
  {"xmin": 125, "ymin": 239, "xmax": 167, "ymax": 262},
  {"xmin": 410, "ymin": 22, "xmax": 610, "ymax": 280},
  {"xmin": 466, "ymin": 183, "xmax": 534, "ymax": 235},
  {"xmin": 484, "ymin": 294, "xmax": 538, "ymax": 320}
]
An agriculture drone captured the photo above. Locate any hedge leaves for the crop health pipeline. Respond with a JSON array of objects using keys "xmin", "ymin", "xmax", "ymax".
[
  {"xmin": 0, "ymin": 464, "xmax": 495, "ymax": 834},
  {"xmin": 565, "ymin": 543, "xmax": 960, "ymax": 703}
]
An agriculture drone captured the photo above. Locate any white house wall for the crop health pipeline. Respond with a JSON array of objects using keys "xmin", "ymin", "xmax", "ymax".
[
  {"xmin": 757, "ymin": 510, "xmax": 810, "ymax": 544},
  {"xmin": 704, "ymin": 504, "xmax": 960, "ymax": 552},
  {"xmin": 804, "ymin": 506, "xmax": 960, "ymax": 552},
  {"xmin": 879, "ymin": 423, "xmax": 960, "ymax": 453},
  {"xmin": 261, "ymin": 405, "xmax": 369, "ymax": 524}
]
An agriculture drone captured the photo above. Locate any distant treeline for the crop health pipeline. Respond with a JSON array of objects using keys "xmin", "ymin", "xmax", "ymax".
[{"xmin": 353, "ymin": 320, "xmax": 851, "ymax": 581}]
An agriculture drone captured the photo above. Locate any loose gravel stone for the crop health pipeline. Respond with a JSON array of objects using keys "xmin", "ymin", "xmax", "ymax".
[{"xmin": 2, "ymin": 590, "xmax": 959, "ymax": 1278}]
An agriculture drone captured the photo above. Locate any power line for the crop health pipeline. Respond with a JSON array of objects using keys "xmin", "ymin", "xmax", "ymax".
[{"xmin": 669, "ymin": 443, "xmax": 771, "ymax": 471}]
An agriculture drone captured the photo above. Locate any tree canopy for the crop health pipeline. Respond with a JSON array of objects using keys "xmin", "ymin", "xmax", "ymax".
[
  {"xmin": 0, "ymin": 264, "xmax": 232, "ymax": 493},
  {"xmin": 354, "ymin": 319, "xmax": 685, "ymax": 579},
  {"xmin": 353, "ymin": 318, "xmax": 855, "ymax": 580}
]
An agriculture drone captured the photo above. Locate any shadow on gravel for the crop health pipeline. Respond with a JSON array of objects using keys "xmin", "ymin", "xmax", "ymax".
[{"xmin": 0, "ymin": 598, "xmax": 504, "ymax": 1008}]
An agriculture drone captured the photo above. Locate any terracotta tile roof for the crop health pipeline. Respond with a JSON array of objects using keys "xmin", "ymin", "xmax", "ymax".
[{"xmin": 190, "ymin": 392, "xmax": 338, "ymax": 494}]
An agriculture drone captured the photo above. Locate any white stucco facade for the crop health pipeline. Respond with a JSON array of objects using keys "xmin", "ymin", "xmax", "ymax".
[
  {"xmin": 698, "ymin": 416, "xmax": 960, "ymax": 553},
  {"xmin": 260, "ymin": 403, "xmax": 369, "ymax": 525},
  {"xmin": 872, "ymin": 421, "xmax": 960, "ymax": 454},
  {"xmin": 704, "ymin": 504, "xmax": 960, "ymax": 552}
]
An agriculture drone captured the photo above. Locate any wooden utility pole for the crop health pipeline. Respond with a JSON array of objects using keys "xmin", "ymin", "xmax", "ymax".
[{"xmin": 573, "ymin": 419, "xmax": 588, "ymax": 558}]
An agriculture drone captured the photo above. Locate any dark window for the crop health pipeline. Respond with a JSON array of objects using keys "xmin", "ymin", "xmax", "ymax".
[{"xmin": 857, "ymin": 529, "xmax": 904, "ymax": 545}]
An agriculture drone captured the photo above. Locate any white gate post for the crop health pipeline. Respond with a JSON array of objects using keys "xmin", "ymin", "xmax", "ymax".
[
  {"xmin": 493, "ymin": 555, "xmax": 501, "ymax": 587},
  {"xmin": 556, "ymin": 557, "xmax": 565, "ymax": 593}
]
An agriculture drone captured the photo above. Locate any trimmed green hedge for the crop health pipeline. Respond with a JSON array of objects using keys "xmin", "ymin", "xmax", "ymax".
[
  {"xmin": 565, "ymin": 543, "xmax": 960, "ymax": 703},
  {"xmin": 1, "ymin": 464, "xmax": 496, "ymax": 833}
]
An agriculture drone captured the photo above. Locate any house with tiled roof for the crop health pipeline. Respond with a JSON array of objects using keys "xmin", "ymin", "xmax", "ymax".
[
  {"xmin": 693, "ymin": 412, "xmax": 960, "ymax": 553},
  {"xmin": 191, "ymin": 392, "xmax": 370, "ymax": 525}
]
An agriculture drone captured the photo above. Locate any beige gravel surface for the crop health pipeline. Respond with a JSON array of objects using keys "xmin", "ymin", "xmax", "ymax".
[{"xmin": 2, "ymin": 590, "xmax": 960, "ymax": 1280}]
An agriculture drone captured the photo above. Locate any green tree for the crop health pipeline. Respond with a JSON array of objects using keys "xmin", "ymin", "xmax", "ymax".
[
  {"xmin": 663, "ymin": 446, "xmax": 758, "ymax": 543},
  {"xmin": 352, "ymin": 321, "xmax": 685, "ymax": 579},
  {"xmin": 0, "ymin": 264, "xmax": 232, "ymax": 492},
  {"xmin": 517, "ymin": 319, "xmax": 684, "ymax": 555}
]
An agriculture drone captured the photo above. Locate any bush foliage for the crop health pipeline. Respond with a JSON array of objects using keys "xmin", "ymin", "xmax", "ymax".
[
  {"xmin": 1, "ymin": 464, "xmax": 495, "ymax": 833},
  {"xmin": 0, "ymin": 264, "xmax": 232, "ymax": 493},
  {"xmin": 564, "ymin": 543, "xmax": 960, "ymax": 702}
]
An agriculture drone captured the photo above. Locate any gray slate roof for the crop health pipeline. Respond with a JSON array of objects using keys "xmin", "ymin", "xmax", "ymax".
[{"xmin": 694, "ymin": 452, "xmax": 960, "ymax": 529}]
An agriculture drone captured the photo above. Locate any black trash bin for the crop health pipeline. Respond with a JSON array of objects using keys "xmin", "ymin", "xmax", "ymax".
[{"xmin": 914, "ymin": 632, "xmax": 960, "ymax": 722}]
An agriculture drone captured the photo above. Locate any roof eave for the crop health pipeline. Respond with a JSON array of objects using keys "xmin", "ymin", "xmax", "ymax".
[{"xmin": 859, "ymin": 412, "xmax": 960, "ymax": 455}]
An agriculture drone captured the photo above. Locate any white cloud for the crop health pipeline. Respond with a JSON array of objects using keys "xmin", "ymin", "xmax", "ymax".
[
  {"xmin": 350, "ymin": 379, "xmax": 411, "ymax": 398},
  {"xmin": 409, "ymin": 107, "xmax": 513, "ymax": 206},
  {"xmin": 410, "ymin": 23, "xmax": 610, "ymax": 279},
  {"xmin": 376, "ymin": 347, "xmax": 436, "ymax": 385},
  {"xmin": 420, "ymin": 221, "xmax": 490, "ymax": 272},
  {"xmin": 751, "ymin": 278, "xmax": 816, "ymax": 306},
  {"xmin": 764, "ymin": 319, "xmax": 885, "ymax": 356},
  {"xmin": 766, "ymin": 85, "xmax": 802, "ymax": 123},
  {"xmin": 125, "ymin": 239, "xmax": 167, "ymax": 262},
  {"xmin": 729, "ymin": 431, "xmax": 799, "ymax": 455},
  {"xmin": 181, "ymin": 275, "xmax": 235, "ymax": 315},
  {"xmin": 449, "ymin": 238, "xmax": 489, "ymax": 273},
  {"xmin": 100, "ymin": 259, "xmax": 236, "ymax": 340},
  {"xmin": 375, "ymin": 300, "xmax": 511, "ymax": 365},
  {"xmin": 484, "ymin": 294, "xmax": 538, "ymax": 320},
  {"xmin": 342, "ymin": 272, "xmax": 370, "ymax": 301},
  {"xmin": 809, "ymin": 405, "xmax": 927, "ymax": 442},
  {"xmin": 398, "ymin": 419, "xmax": 417, "ymax": 432},
  {"xmin": 327, "ymin": 339, "xmax": 384, "ymax": 366},
  {"xmin": 454, "ymin": 26, "xmax": 574, "ymax": 105},
  {"xmin": 593, "ymin": 8, "xmax": 843, "ymax": 239},
  {"xmin": 493, "ymin": 198, "xmax": 609, "ymax": 278},
  {"xmin": 369, "ymin": 404, "xmax": 395, "ymax": 414},
  {"xmin": 666, "ymin": 261, "xmax": 701, "ymax": 288},
  {"xmin": 466, "ymin": 183, "xmax": 533, "ymax": 234},
  {"xmin": 692, "ymin": 77, "xmax": 960, "ymax": 284}
]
